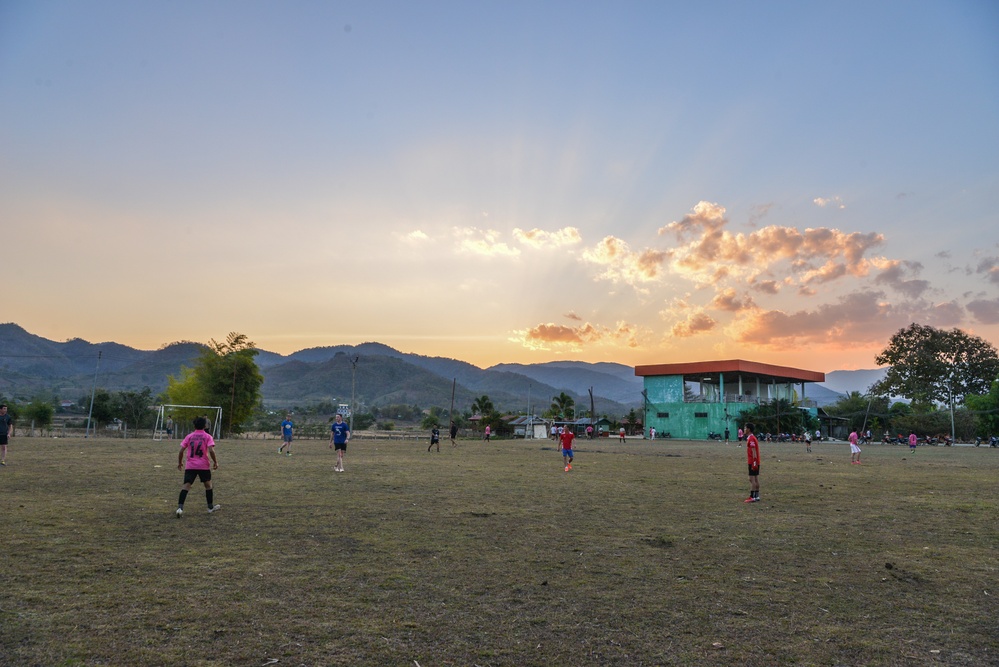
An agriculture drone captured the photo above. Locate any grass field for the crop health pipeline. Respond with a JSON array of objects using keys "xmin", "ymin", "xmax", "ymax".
[{"xmin": 1, "ymin": 435, "xmax": 997, "ymax": 666}]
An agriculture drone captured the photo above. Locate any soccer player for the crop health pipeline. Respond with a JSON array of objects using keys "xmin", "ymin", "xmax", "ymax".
[
  {"xmin": 449, "ymin": 421, "xmax": 458, "ymax": 447},
  {"xmin": 805, "ymin": 429, "xmax": 812, "ymax": 453},
  {"xmin": 744, "ymin": 422, "xmax": 760, "ymax": 503},
  {"xmin": 849, "ymin": 429, "xmax": 862, "ymax": 464},
  {"xmin": 428, "ymin": 425, "xmax": 440, "ymax": 452},
  {"xmin": 175, "ymin": 416, "xmax": 220, "ymax": 517},
  {"xmin": 560, "ymin": 426, "xmax": 575, "ymax": 471},
  {"xmin": 278, "ymin": 414, "xmax": 294, "ymax": 455},
  {"xmin": 619, "ymin": 426, "xmax": 626, "ymax": 443},
  {"xmin": 329, "ymin": 413, "xmax": 350, "ymax": 472},
  {"xmin": 0, "ymin": 404, "xmax": 12, "ymax": 466},
  {"xmin": 908, "ymin": 430, "xmax": 918, "ymax": 452}
]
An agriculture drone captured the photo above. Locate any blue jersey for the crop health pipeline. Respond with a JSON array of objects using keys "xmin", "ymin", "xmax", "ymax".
[
  {"xmin": 331, "ymin": 421, "xmax": 350, "ymax": 444},
  {"xmin": 281, "ymin": 420, "xmax": 293, "ymax": 437}
]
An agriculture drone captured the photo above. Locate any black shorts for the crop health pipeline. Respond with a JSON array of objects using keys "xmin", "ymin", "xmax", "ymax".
[
  {"xmin": 0, "ymin": 433, "xmax": 8, "ymax": 446},
  {"xmin": 183, "ymin": 469, "xmax": 212, "ymax": 485},
  {"xmin": 334, "ymin": 442, "xmax": 347, "ymax": 451},
  {"xmin": 748, "ymin": 465, "xmax": 760, "ymax": 477}
]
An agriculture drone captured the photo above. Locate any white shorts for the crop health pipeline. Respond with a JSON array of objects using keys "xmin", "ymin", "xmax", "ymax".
[{"xmin": 850, "ymin": 444, "xmax": 862, "ymax": 454}]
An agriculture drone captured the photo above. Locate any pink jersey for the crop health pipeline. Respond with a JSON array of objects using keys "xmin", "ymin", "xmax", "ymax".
[{"xmin": 180, "ymin": 430, "xmax": 215, "ymax": 470}]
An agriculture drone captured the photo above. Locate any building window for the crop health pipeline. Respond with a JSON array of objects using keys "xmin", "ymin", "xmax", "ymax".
[
  {"xmin": 656, "ymin": 412, "xmax": 669, "ymax": 419},
  {"xmin": 694, "ymin": 412, "xmax": 708, "ymax": 418}
]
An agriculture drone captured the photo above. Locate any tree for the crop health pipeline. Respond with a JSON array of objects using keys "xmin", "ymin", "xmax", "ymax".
[
  {"xmin": 550, "ymin": 392, "xmax": 575, "ymax": 420},
  {"xmin": 966, "ymin": 380, "xmax": 999, "ymax": 437},
  {"xmin": 115, "ymin": 388, "xmax": 155, "ymax": 434},
  {"xmin": 166, "ymin": 332, "xmax": 264, "ymax": 437},
  {"xmin": 826, "ymin": 391, "xmax": 890, "ymax": 433},
  {"xmin": 23, "ymin": 396, "xmax": 55, "ymax": 433},
  {"xmin": 470, "ymin": 395, "xmax": 494, "ymax": 417},
  {"xmin": 874, "ymin": 324, "xmax": 999, "ymax": 407}
]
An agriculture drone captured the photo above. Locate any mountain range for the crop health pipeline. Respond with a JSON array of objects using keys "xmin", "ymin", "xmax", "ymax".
[{"xmin": 0, "ymin": 322, "xmax": 880, "ymax": 414}]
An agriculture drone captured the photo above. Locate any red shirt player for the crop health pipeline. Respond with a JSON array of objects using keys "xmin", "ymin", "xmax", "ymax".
[
  {"xmin": 744, "ymin": 422, "xmax": 760, "ymax": 503},
  {"xmin": 560, "ymin": 427, "xmax": 575, "ymax": 472}
]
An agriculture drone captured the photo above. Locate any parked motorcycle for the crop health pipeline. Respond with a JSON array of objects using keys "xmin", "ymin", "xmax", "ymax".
[{"xmin": 707, "ymin": 431, "xmax": 723, "ymax": 440}]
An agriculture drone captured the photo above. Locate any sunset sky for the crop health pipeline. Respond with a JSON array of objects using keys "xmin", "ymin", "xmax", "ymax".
[{"xmin": 2, "ymin": 1, "xmax": 998, "ymax": 372}]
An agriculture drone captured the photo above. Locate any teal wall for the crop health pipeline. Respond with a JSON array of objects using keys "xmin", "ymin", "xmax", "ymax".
[{"xmin": 643, "ymin": 375, "xmax": 822, "ymax": 440}]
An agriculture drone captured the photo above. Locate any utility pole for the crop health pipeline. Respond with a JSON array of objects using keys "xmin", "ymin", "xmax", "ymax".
[
  {"xmin": 350, "ymin": 356, "xmax": 359, "ymax": 432},
  {"xmin": 85, "ymin": 350, "xmax": 101, "ymax": 438}
]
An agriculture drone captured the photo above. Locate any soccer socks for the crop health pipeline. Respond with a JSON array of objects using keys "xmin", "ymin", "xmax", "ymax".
[
  {"xmin": 206, "ymin": 489, "xmax": 214, "ymax": 508},
  {"xmin": 178, "ymin": 489, "xmax": 189, "ymax": 508}
]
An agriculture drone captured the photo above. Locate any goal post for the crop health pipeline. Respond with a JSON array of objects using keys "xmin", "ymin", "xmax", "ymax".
[{"xmin": 154, "ymin": 404, "xmax": 223, "ymax": 441}]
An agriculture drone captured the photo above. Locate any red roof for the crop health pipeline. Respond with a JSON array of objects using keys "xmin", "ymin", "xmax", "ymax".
[{"xmin": 634, "ymin": 359, "xmax": 824, "ymax": 383}]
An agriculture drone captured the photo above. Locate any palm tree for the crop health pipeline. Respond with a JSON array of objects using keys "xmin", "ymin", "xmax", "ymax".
[
  {"xmin": 550, "ymin": 392, "xmax": 575, "ymax": 420},
  {"xmin": 471, "ymin": 395, "xmax": 493, "ymax": 417}
]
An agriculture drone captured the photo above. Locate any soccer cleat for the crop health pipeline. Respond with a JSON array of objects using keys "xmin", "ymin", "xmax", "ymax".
[
  {"xmin": 287, "ymin": 452, "xmax": 292, "ymax": 456},
  {"xmin": 568, "ymin": 463, "xmax": 572, "ymax": 469},
  {"xmin": 208, "ymin": 504, "xmax": 221, "ymax": 513},
  {"xmin": 564, "ymin": 465, "xmax": 570, "ymax": 472},
  {"xmin": 176, "ymin": 507, "xmax": 183, "ymax": 518},
  {"xmin": 744, "ymin": 497, "xmax": 756, "ymax": 503},
  {"xmin": 0, "ymin": 460, "xmax": 5, "ymax": 466}
]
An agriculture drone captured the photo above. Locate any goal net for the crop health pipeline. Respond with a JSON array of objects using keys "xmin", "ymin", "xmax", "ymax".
[{"xmin": 154, "ymin": 404, "xmax": 223, "ymax": 441}]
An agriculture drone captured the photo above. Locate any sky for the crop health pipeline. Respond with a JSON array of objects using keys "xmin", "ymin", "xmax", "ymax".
[{"xmin": 2, "ymin": 1, "xmax": 998, "ymax": 373}]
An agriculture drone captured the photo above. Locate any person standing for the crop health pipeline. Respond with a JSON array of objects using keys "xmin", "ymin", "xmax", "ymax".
[
  {"xmin": 908, "ymin": 430, "xmax": 918, "ymax": 452},
  {"xmin": 724, "ymin": 427, "xmax": 730, "ymax": 444},
  {"xmin": 744, "ymin": 422, "xmax": 760, "ymax": 503},
  {"xmin": 329, "ymin": 413, "xmax": 350, "ymax": 472},
  {"xmin": 175, "ymin": 416, "xmax": 220, "ymax": 517},
  {"xmin": 428, "ymin": 425, "xmax": 440, "ymax": 452},
  {"xmin": 585, "ymin": 424, "xmax": 594, "ymax": 440},
  {"xmin": 483, "ymin": 424, "xmax": 491, "ymax": 442},
  {"xmin": 0, "ymin": 404, "xmax": 12, "ymax": 466},
  {"xmin": 165, "ymin": 415, "xmax": 174, "ymax": 440},
  {"xmin": 449, "ymin": 421, "xmax": 458, "ymax": 447},
  {"xmin": 805, "ymin": 429, "xmax": 812, "ymax": 453},
  {"xmin": 278, "ymin": 414, "xmax": 294, "ymax": 456},
  {"xmin": 619, "ymin": 426, "xmax": 626, "ymax": 443},
  {"xmin": 649, "ymin": 426, "xmax": 656, "ymax": 440},
  {"xmin": 849, "ymin": 429, "xmax": 862, "ymax": 464},
  {"xmin": 560, "ymin": 425, "xmax": 575, "ymax": 471}
]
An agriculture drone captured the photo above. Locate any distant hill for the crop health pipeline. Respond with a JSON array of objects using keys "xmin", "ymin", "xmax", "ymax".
[
  {"xmin": 817, "ymin": 369, "xmax": 888, "ymax": 396},
  {"xmin": 3, "ymin": 322, "xmax": 887, "ymax": 415},
  {"xmin": 0, "ymin": 324, "xmax": 634, "ymax": 416}
]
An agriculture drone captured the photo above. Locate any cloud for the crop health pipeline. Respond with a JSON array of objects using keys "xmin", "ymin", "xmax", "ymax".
[
  {"xmin": 813, "ymin": 196, "xmax": 845, "ymax": 209},
  {"xmin": 656, "ymin": 201, "xmax": 885, "ymax": 290},
  {"xmin": 400, "ymin": 230, "xmax": 429, "ymax": 243},
  {"xmin": 709, "ymin": 288, "xmax": 755, "ymax": 312},
  {"xmin": 967, "ymin": 298, "xmax": 999, "ymax": 324},
  {"xmin": 453, "ymin": 227, "xmax": 520, "ymax": 257},
  {"xmin": 582, "ymin": 236, "xmax": 669, "ymax": 287},
  {"xmin": 670, "ymin": 311, "xmax": 716, "ymax": 338},
  {"xmin": 976, "ymin": 257, "xmax": 999, "ymax": 285},
  {"xmin": 733, "ymin": 290, "xmax": 966, "ymax": 348},
  {"xmin": 748, "ymin": 202, "xmax": 774, "ymax": 226},
  {"xmin": 564, "ymin": 311, "xmax": 582, "ymax": 321},
  {"xmin": 512, "ymin": 226, "xmax": 582, "ymax": 248},
  {"xmin": 513, "ymin": 319, "xmax": 647, "ymax": 351},
  {"xmin": 873, "ymin": 259, "xmax": 930, "ymax": 298}
]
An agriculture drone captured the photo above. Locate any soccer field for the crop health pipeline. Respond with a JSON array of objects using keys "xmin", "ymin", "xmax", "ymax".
[{"xmin": 2, "ymin": 436, "xmax": 997, "ymax": 666}]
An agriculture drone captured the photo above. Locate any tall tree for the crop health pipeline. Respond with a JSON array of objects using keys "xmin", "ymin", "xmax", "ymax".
[
  {"xmin": 550, "ymin": 392, "xmax": 575, "ymax": 420},
  {"xmin": 874, "ymin": 324, "xmax": 999, "ymax": 407},
  {"xmin": 166, "ymin": 332, "xmax": 263, "ymax": 436},
  {"xmin": 470, "ymin": 395, "xmax": 493, "ymax": 416},
  {"xmin": 115, "ymin": 388, "xmax": 155, "ymax": 434}
]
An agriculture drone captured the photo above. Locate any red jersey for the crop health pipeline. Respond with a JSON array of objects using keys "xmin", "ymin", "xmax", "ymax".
[
  {"xmin": 560, "ymin": 430, "xmax": 575, "ymax": 450},
  {"xmin": 746, "ymin": 433, "xmax": 760, "ymax": 468}
]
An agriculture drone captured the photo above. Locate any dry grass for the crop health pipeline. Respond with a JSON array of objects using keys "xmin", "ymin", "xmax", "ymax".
[{"xmin": 1, "ymin": 436, "xmax": 997, "ymax": 666}]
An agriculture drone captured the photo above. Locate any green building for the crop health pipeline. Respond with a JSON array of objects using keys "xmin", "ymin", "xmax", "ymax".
[{"xmin": 635, "ymin": 359, "xmax": 825, "ymax": 440}]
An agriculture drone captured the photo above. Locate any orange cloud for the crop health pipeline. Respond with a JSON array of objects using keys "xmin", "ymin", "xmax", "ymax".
[
  {"xmin": 670, "ymin": 311, "xmax": 716, "ymax": 338},
  {"xmin": 514, "ymin": 319, "xmax": 648, "ymax": 351},
  {"xmin": 582, "ymin": 236, "xmax": 669, "ymax": 287},
  {"xmin": 733, "ymin": 290, "xmax": 965, "ymax": 348},
  {"xmin": 657, "ymin": 201, "xmax": 885, "ymax": 290},
  {"xmin": 710, "ymin": 288, "xmax": 755, "ymax": 312}
]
